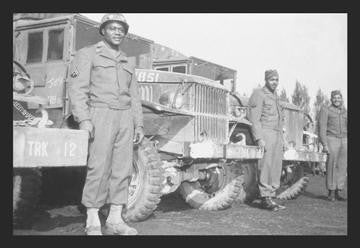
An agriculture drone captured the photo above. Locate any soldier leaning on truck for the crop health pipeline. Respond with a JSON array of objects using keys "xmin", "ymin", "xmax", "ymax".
[
  {"xmin": 68, "ymin": 14, "xmax": 144, "ymax": 235},
  {"xmin": 247, "ymin": 69, "xmax": 286, "ymax": 211},
  {"xmin": 318, "ymin": 90, "xmax": 347, "ymax": 201}
]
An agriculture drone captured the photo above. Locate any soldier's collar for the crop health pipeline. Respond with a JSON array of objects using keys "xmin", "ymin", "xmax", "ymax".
[
  {"xmin": 329, "ymin": 104, "xmax": 346, "ymax": 112},
  {"xmin": 95, "ymin": 41, "xmax": 128, "ymax": 62},
  {"xmin": 262, "ymin": 86, "xmax": 278, "ymax": 97}
]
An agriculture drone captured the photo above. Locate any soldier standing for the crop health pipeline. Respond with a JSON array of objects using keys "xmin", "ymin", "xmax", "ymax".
[
  {"xmin": 318, "ymin": 90, "xmax": 347, "ymax": 201},
  {"xmin": 68, "ymin": 14, "xmax": 144, "ymax": 235},
  {"xmin": 248, "ymin": 69, "xmax": 286, "ymax": 211}
]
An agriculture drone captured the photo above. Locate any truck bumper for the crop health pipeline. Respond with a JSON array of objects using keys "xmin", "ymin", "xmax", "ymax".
[
  {"xmin": 283, "ymin": 149, "xmax": 327, "ymax": 162},
  {"xmin": 186, "ymin": 141, "xmax": 327, "ymax": 162},
  {"xmin": 186, "ymin": 141, "xmax": 263, "ymax": 160},
  {"xmin": 13, "ymin": 127, "xmax": 89, "ymax": 168}
]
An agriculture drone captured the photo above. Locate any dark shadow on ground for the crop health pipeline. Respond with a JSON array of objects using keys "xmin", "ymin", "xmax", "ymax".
[
  {"xmin": 301, "ymin": 191, "xmax": 330, "ymax": 201},
  {"xmin": 243, "ymin": 199, "xmax": 267, "ymax": 210},
  {"xmin": 32, "ymin": 212, "xmax": 84, "ymax": 232},
  {"xmin": 240, "ymin": 197, "xmax": 289, "ymax": 210},
  {"xmin": 302, "ymin": 190, "xmax": 348, "ymax": 202},
  {"xmin": 156, "ymin": 191, "xmax": 192, "ymax": 212}
]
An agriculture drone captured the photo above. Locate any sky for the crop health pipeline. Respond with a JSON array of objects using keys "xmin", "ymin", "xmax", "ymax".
[{"xmin": 82, "ymin": 13, "xmax": 347, "ymax": 111}]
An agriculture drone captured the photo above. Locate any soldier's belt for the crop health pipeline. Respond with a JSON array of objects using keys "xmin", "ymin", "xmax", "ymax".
[{"xmin": 88, "ymin": 101, "xmax": 131, "ymax": 110}]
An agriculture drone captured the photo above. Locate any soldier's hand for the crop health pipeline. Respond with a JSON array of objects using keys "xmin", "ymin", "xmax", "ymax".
[
  {"xmin": 257, "ymin": 139, "xmax": 266, "ymax": 152},
  {"xmin": 134, "ymin": 127, "xmax": 144, "ymax": 145},
  {"xmin": 80, "ymin": 120, "xmax": 94, "ymax": 139}
]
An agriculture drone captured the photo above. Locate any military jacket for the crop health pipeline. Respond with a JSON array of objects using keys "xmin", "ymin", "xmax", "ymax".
[
  {"xmin": 318, "ymin": 104, "xmax": 347, "ymax": 146},
  {"xmin": 68, "ymin": 41, "xmax": 143, "ymax": 128},
  {"xmin": 247, "ymin": 86, "xmax": 284, "ymax": 141}
]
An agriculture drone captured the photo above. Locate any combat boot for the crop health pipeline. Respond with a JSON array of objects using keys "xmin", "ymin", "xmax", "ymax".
[
  {"xmin": 85, "ymin": 226, "xmax": 102, "ymax": 235},
  {"xmin": 104, "ymin": 222, "xmax": 138, "ymax": 235},
  {"xmin": 327, "ymin": 190, "xmax": 335, "ymax": 201},
  {"xmin": 260, "ymin": 197, "xmax": 280, "ymax": 211},
  {"xmin": 335, "ymin": 189, "xmax": 346, "ymax": 201},
  {"xmin": 85, "ymin": 208, "xmax": 102, "ymax": 235},
  {"xmin": 269, "ymin": 198, "xmax": 286, "ymax": 210},
  {"xmin": 104, "ymin": 204, "xmax": 138, "ymax": 235}
]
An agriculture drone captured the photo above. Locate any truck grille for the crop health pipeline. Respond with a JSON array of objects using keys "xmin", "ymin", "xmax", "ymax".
[
  {"xmin": 139, "ymin": 82, "xmax": 229, "ymax": 144},
  {"xmin": 193, "ymin": 83, "xmax": 228, "ymax": 143}
]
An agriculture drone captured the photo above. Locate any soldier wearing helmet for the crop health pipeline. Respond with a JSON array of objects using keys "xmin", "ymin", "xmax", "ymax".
[
  {"xmin": 68, "ymin": 13, "xmax": 143, "ymax": 235},
  {"xmin": 99, "ymin": 13, "xmax": 129, "ymax": 36}
]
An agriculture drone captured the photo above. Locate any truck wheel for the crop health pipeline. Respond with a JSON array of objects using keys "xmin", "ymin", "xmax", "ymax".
[
  {"xmin": 276, "ymin": 163, "xmax": 309, "ymax": 200},
  {"xmin": 236, "ymin": 162, "xmax": 259, "ymax": 203},
  {"xmin": 122, "ymin": 138, "xmax": 164, "ymax": 222},
  {"xmin": 178, "ymin": 163, "xmax": 242, "ymax": 210},
  {"xmin": 13, "ymin": 168, "xmax": 41, "ymax": 228}
]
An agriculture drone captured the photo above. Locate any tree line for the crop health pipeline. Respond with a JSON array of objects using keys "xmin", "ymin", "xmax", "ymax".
[
  {"xmin": 253, "ymin": 80, "xmax": 331, "ymax": 123},
  {"xmin": 278, "ymin": 80, "xmax": 331, "ymax": 134}
]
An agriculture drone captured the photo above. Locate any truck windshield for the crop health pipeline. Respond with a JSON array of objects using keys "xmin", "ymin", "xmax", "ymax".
[
  {"xmin": 156, "ymin": 67, "xmax": 169, "ymax": 71},
  {"xmin": 47, "ymin": 29, "xmax": 64, "ymax": 61},
  {"xmin": 26, "ymin": 31, "xmax": 43, "ymax": 63},
  {"xmin": 173, "ymin": 65, "xmax": 186, "ymax": 74}
]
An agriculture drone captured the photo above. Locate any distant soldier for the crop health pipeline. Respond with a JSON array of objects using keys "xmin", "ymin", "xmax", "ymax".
[
  {"xmin": 248, "ymin": 69, "xmax": 286, "ymax": 211},
  {"xmin": 68, "ymin": 13, "xmax": 144, "ymax": 235},
  {"xmin": 319, "ymin": 90, "xmax": 347, "ymax": 201}
]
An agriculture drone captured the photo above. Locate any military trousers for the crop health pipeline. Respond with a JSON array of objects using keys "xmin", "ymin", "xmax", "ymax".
[
  {"xmin": 81, "ymin": 107, "xmax": 134, "ymax": 208},
  {"xmin": 258, "ymin": 128, "xmax": 284, "ymax": 198},
  {"xmin": 326, "ymin": 136, "xmax": 347, "ymax": 191}
]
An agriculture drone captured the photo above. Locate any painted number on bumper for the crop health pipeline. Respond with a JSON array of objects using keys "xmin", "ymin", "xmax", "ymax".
[{"xmin": 13, "ymin": 127, "xmax": 89, "ymax": 168}]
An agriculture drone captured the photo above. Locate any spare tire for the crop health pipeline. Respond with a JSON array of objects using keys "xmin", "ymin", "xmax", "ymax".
[
  {"xmin": 236, "ymin": 162, "xmax": 259, "ymax": 203},
  {"xmin": 13, "ymin": 168, "xmax": 42, "ymax": 228},
  {"xmin": 276, "ymin": 163, "xmax": 309, "ymax": 200},
  {"xmin": 179, "ymin": 162, "xmax": 242, "ymax": 210}
]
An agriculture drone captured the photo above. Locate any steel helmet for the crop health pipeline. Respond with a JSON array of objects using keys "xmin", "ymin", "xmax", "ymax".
[{"xmin": 99, "ymin": 13, "xmax": 129, "ymax": 35}]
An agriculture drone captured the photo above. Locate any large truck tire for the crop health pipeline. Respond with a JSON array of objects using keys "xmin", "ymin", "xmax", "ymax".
[
  {"xmin": 235, "ymin": 162, "xmax": 259, "ymax": 203},
  {"xmin": 229, "ymin": 128, "xmax": 259, "ymax": 203},
  {"xmin": 178, "ymin": 163, "xmax": 242, "ymax": 210},
  {"xmin": 122, "ymin": 138, "xmax": 164, "ymax": 222},
  {"xmin": 276, "ymin": 163, "xmax": 309, "ymax": 200},
  {"xmin": 13, "ymin": 168, "xmax": 42, "ymax": 228}
]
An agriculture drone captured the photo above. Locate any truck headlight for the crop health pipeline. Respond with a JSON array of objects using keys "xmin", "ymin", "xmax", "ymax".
[{"xmin": 159, "ymin": 92, "xmax": 184, "ymax": 109}]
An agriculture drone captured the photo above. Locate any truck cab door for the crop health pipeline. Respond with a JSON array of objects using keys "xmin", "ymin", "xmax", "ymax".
[{"xmin": 14, "ymin": 24, "xmax": 70, "ymax": 110}]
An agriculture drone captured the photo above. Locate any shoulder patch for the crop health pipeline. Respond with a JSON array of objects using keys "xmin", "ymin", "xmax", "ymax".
[{"xmin": 70, "ymin": 66, "xmax": 80, "ymax": 78}]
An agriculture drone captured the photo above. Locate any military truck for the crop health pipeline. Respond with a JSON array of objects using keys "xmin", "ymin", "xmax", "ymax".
[
  {"xmin": 230, "ymin": 93, "xmax": 327, "ymax": 201},
  {"xmin": 13, "ymin": 60, "xmax": 89, "ymax": 227},
  {"xmin": 13, "ymin": 14, "xmax": 326, "ymax": 225}
]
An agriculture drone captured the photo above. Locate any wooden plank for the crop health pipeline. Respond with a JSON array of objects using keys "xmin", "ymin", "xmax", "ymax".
[{"xmin": 13, "ymin": 127, "xmax": 88, "ymax": 168}]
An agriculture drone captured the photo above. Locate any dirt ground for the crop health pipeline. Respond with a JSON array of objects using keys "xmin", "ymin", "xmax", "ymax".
[{"xmin": 13, "ymin": 172, "xmax": 347, "ymax": 236}]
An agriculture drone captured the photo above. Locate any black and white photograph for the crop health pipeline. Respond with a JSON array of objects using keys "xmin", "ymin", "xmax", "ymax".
[{"xmin": 12, "ymin": 13, "xmax": 347, "ymax": 235}]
